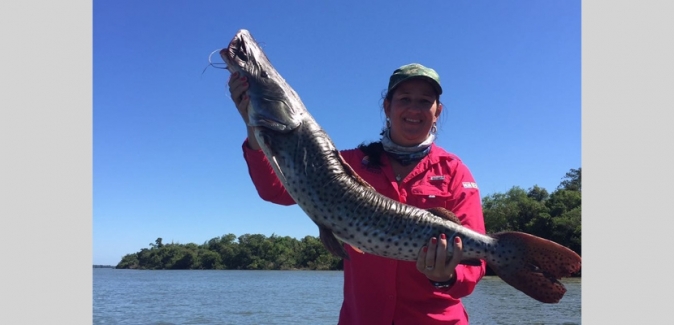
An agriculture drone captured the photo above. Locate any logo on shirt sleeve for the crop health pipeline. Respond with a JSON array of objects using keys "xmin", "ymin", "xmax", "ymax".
[{"xmin": 462, "ymin": 182, "xmax": 479, "ymax": 189}]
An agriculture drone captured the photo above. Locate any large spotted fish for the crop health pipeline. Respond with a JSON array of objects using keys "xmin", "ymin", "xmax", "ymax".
[{"xmin": 220, "ymin": 29, "xmax": 581, "ymax": 303}]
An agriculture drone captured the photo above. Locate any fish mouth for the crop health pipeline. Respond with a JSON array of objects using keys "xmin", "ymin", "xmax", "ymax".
[
  {"xmin": 220, "ymin": 32, "xmax": 251, "ymax": 73},
  {"xmin": 219, "ymin": 29, "xmax": 305, "ymax": 133},
  {"xmin": 220, "ymin": 40, "xmax": 249, "ymax": 68},
  {"xmin": 219, "ymin": 29, "xmax": 270, "ymax": 80},
  {"xmin": 231, "ymin": 36, "xmax": 248, "ymax": 62}
]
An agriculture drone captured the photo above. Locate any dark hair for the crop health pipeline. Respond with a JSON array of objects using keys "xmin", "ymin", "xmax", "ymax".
[{"xmin": 357, "ymin": 141, "xmax": 385, "ymax": 169}]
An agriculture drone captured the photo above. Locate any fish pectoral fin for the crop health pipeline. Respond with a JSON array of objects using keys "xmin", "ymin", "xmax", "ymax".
[
  {"xmin": 319, "ymin": 226, "xmax": 350, "ymax": 260},
  {"xmin": 350, "ymin": 245, "xmax": 365, "ymax": 254},
  {"xmin": 269, "ymin": 155, "xmax": 286, "ymax": 181},
  {"xmin": 334, "ymin": 150, "xmax": 376, "ymax": 190},
  {"xmin": 427, "ymin": 207, "xmax": 461, "ymax": 224}
]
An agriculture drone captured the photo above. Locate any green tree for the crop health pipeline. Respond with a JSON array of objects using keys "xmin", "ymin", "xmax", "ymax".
[
  {"xmin": 297, "ymin": 235, "xmax": 323, "ymax": 268},
  {"xmin": 482, "ymin": 186, "xmax": 550, "ymax": 235},
  {"xmin": 546, "ymin": 183, "xmax": 581, "ymax": 255},
  {"xmin": 149, "ymin": 237, "xmax": 163, "ymax": 249},
  {"xmin": 234, "ymin": 234, "xmax": 271, "ymax": 269},
  {"xmin": 297, "ymin": 235, "xmax": 342, "ymax": 270},
  {"xmin": 117, "ymin": 253, "xmax": 139, "ymax": 269},
  {"xmin": 198, "ymin": 250, "xmax": 222, "ymax": 269},
  {"xmin": 551, "ymin": 206, "xmax": 581, "ymax": 254},
  {"xmin": 527, "ymin": 185, "xmax": 549, "ymax": 202},
  {"xmin": 482, "ymin": 190, "xmax": 521, "ymax": 233},
  {"xmin": 267, "ymin": 234, "xmax": 300, "ymax": 270},
  {"xmin": 481, "ymin": 167, "xmax": 582, "ymax": 257},
  {"xmin": 546, "ymin": 189, "xmax": 581, "ymax": 218},
  {"xmin": 558, "ymin": 168, "xmax": 581, "ymax": 192}
]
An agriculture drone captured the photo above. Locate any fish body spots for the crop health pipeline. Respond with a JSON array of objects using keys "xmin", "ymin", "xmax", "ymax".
[{"xmin": 264, "ymin": 122, "xmax": 502, "ymax": 262}]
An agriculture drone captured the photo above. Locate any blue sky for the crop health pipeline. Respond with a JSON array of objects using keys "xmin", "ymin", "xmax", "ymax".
[{"xmin": 93, "ymin": 0, "xmax": 580, "ymax": 266}]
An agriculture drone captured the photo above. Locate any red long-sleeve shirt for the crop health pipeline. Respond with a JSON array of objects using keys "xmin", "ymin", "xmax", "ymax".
[{"xmin": 242, "ymin": 140, "xmax": 487, "ymax": 325}]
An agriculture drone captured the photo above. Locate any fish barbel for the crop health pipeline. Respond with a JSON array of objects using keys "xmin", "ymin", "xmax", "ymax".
[{"xmin": 220, "ymin": 29, "xmax": 581, "ymax": 304}]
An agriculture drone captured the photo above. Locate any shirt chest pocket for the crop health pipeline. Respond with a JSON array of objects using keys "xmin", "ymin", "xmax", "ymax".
[{"xmin": 408, "ymin": 178, "xmax": 453, "ymax": 209}]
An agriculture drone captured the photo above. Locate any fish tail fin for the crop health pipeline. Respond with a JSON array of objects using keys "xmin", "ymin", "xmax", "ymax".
[{"xmin": 488, "ymin": 231, "xmax": 581, "ymax": 303}]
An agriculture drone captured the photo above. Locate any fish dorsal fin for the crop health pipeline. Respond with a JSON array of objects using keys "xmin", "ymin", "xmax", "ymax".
[
  {"xmin": 427, "ymin": 207, "xmax": 461, "ymax": 224},
  {"xmin": 335, "ymin": 150, "xmax": 376, "ymax": 190}
]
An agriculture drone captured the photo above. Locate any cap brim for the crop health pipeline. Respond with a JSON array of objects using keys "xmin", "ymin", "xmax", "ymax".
[{"xmin": 390, "ymin": 76, "xmax": 443, "ymax": 96}]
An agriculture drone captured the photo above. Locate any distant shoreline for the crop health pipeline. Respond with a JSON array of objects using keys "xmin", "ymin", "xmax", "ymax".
[{"xmin": 92, "ymin": 265, "xmax": 580, "ymax": 277}]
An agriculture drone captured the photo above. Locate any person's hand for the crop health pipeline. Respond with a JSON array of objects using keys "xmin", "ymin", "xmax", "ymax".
[
  {"xmin": 228, "ymin": 71, "xmax": 250, "ymax": 124},
  {"xmin": 416, "ymin": 234, "xmax": 463, "ymax": 285}
]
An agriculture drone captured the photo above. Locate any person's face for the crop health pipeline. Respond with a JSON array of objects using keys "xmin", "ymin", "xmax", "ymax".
[{"xmin": 384, "ymin": 78, "xmax": 442, "ymax": 146}]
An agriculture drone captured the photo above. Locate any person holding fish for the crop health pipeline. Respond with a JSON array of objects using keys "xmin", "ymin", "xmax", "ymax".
[{"xmin": 228, "ymin": 63, "xmax": 487, "ymax": 325}]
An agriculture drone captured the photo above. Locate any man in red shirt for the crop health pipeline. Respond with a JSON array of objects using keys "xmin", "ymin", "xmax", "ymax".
[{"xmin": 228, "ymin": 63, "xmax": 486, "ymax": 325}]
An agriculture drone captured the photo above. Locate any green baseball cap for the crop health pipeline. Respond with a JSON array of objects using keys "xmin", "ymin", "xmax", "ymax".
[{"xmin": 387, "ymin": 63, "xmax": 442, "ymax": 96}]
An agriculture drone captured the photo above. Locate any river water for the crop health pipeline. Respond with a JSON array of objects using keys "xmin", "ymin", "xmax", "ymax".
[{"xmin": 93, "ymin": 269, "xmax": 580, "ymax": 325}]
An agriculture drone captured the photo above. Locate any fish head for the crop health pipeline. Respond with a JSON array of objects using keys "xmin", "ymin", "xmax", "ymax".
[{"xmin": 220, "ymin": 29, "xmax": 304, "ymax": 133}]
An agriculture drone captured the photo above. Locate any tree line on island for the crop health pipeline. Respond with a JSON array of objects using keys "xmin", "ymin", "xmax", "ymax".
[{"xmin": 115, "ymin": 168, "xmax": 581, "ymax": 275}]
